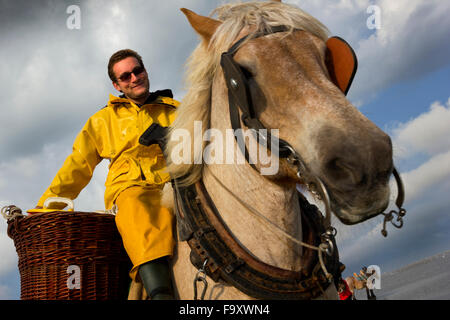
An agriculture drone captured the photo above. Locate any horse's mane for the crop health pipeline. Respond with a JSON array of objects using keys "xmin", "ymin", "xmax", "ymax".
[{"xmin": 166, "ymin": 1, "xmax": 329, "ymax": 186}]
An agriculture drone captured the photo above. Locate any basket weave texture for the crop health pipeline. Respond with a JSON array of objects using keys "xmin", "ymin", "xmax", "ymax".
[{"xmin": 7, "ymin": 211, "xmax": 131, "ymax": 300}]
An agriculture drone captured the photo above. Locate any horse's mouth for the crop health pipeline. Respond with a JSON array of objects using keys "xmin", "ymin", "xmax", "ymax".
[
  {"xmin": 332, "ymin": 206, "xmax": 385, "ymax": 225},
  {"xmin": 328, "ymin": 187, "xmax": 390, "ymax": 225}
]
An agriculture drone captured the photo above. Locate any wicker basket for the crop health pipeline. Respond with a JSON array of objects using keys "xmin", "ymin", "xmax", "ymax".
[{"xmin": 6, "ymin": 209, "xmax": 132, "ymax": 300}]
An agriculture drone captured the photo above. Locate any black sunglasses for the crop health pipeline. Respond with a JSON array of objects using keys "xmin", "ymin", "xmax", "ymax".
[{"xmin": 117, "ymin": 66, "xmax": 145, "ymax": 82}]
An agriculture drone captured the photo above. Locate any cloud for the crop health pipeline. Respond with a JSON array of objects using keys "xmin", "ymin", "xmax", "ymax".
[
  {"xmin": 337, "ymin": 180, "xmax": 450, "ymax": 274},
  {"xmin": 401, "ymin": 151, "xmax": 450, "ymax": 204},
  {"xmin": 0, "ymin": 142, "xmax": 108, "ymax": 211},
  {"xmin": 351, "ymin": 0, "xmax": 450, "ymax": 103},
  {"xmin": 0, "ymin": 21, "xmax": 109, "ymax": 159},
  {"xmin": 390, "ymin": 97, "xmax": 450, "ymax": 203},
  {"xmin": 0, "ymin": 284, "xmax": 13, "ymax": 300},
  {"xmin": 0, "ymin": 0, "xmax": 219, "ymax": 161},
  {"xmin": 1, "ymin": 0, "xmax": 449, "ymax": 298},
  {"xmin": 0, "ymin": 0, "xmax": 219, "ymax": 211},
  {"xmin": 288, "ymin": 0, "xmax": 450, "ymax": 105},
  {"xmin": 84, "ymin": 1, "xmax": 131, "ymax": 56},
  {"xmin": 75, "ymin": 160, "xmax": 109, "ymax": 212},
  {"xmin": 392, "ymin": 98, "xmax": 450, "ymax": 159},
  {"xmin": 336, "ymin": 97, "xmax": 450, "ymax": 272},
  {"xmin": 0, "ymin": 1, "xmax": 214, "ymax": 298},
  {"xmin": 288, "ymin": 0, "xmax": 372, "ymax": 44}
]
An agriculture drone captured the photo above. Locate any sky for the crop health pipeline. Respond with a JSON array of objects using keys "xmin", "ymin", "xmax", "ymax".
[{"xmin": 0, "ymin": 0, "xmax": 449, "ymax": 299}]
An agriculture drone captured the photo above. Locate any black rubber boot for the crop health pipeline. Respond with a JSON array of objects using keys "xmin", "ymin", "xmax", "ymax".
[{"xmin": 138, "ymin": 257, "xmax": 174, "ymax": 300}]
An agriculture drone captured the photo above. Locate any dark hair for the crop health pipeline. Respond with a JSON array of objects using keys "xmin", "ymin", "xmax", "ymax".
[{"xmin": 108, "ymin": 49, "xmax": 145, "ymax": 82}]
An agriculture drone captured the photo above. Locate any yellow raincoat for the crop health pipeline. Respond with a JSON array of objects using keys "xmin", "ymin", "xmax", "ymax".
[{"xmin": 37, "ymin": 93, "xmax": 179, "ymax": 279}]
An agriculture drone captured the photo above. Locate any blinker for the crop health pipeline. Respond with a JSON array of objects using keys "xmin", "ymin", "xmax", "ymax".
[{"xmin": 325, "ymin": 37, "xmax": 358, "ymax": 95}]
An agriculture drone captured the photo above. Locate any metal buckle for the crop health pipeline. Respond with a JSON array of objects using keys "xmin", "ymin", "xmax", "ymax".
[{"xmin": 321, "ymin": 227, "xmax": 337, "ymax": 256}]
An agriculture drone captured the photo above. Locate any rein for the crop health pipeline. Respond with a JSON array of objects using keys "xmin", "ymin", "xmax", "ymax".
[{"xmin": 204, "ymin": 166, "xmax": 336, "ymax": 280}]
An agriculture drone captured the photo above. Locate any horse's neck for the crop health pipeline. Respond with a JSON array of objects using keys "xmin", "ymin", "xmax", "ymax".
[
  {"xmin": 202, "ymin": 75, "xmax": 303, "ymax": 270},
  {"xmin": 202, "ymin": 162, "xmax": 303, "ymax": 270}
]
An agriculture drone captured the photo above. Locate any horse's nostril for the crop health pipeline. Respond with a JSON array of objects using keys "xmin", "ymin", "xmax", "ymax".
[{"xmin": 327, "ymin": 158, "xmax": 364, "ymax": 187}]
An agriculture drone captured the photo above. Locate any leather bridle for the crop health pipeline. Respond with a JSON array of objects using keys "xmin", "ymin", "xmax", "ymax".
[
  {"xmin": 219, "ymin": 25, "xmax": 406, "ymax": 236},
  {"xmin": 220, "ymin": 26, "xmax": 337, "ymax": 226},
  {"xmin": 220, "ymin": 26, "xmax": 297, "ymax": 165}
]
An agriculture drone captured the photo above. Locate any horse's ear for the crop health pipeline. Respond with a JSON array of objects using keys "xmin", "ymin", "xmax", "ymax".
[
  {"xmin": 325, "ymin": 36, "xmax": 358, "ymax": 95},
  {"xmin": 180, "ymin": 8, "xmax": 221, "ymax": 43}
]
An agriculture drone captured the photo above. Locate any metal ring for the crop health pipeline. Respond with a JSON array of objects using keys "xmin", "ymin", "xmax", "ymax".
[
  {"xmin": 320, "ymin": 238, "xmax": 334, "ymax": 256},
  {"xmin": 325, "ymin": 226, "xmax": 337, "ymax": 237},
  {"xmin": 391, "ymin": 215, "xmax": 404, "ymax": 229},
  {"xmin": 285, "ymin": 145, "xmax": 299, "ymax": 165},
  {"xmin": 310, "ymin": 176, "xmax": 332, "ymax": 227},
  {"xmin": 201, "ymin": 259, "xmax": 208, "ymax": 272}
]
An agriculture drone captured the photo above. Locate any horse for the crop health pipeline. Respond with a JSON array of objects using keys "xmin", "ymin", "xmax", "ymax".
[{"xmin": 157, "ymin": 0, "xmax": 395, "ymax": 300}]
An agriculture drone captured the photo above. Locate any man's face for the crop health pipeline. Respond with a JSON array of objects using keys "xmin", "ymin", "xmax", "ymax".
[{"xmin": 112, "ymin": 56, "xmax": 150, "ymax": 102}]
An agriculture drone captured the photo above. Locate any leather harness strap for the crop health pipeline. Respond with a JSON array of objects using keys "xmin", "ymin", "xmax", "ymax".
[
  {"xmin": 173, "ymin": 179, "xmax": 342, "ymax": 300},
  {"xmin": 221, "ymin": 26, "xmax": 295, "ymax": 168}
]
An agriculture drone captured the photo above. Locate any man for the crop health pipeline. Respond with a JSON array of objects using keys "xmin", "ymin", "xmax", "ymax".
[{"xmin": 35, "ymin": 49, "xmax": 179, "ymax": 300}]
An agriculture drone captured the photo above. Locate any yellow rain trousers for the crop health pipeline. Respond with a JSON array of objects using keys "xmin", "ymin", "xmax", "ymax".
[
  {"xmin": 36, "ymin": 93, "xmax": 179, "ymax": 280},
  {"xmin": 115, "ymin": 186, "xmax": 175, "ymax": 280}
]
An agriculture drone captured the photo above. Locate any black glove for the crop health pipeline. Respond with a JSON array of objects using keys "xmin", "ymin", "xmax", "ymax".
[{"xmin": 139, "ymin": 123, "xmax": 168, "ymax": 150}]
